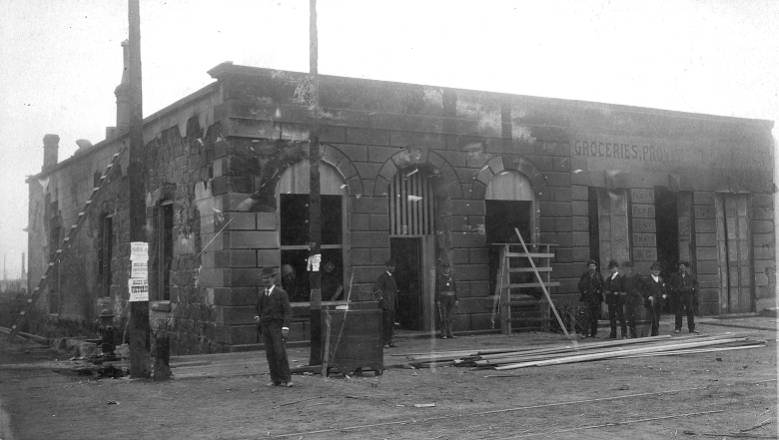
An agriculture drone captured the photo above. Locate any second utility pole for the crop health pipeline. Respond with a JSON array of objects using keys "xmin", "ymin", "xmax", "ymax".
[
  {"xmin": 307, "ymin": 0, "xmax": 323, "ymax": 366},
  {"xmin": 127, "ymin": 0, "xmax": 151, "ymax": 378}
]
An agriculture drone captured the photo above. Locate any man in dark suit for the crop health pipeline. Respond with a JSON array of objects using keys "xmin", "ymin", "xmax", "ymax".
[
  {"xmin": 669, "ymin": 261, "xmax": 699, "ymax": 334},
  {"xmin": 621, "ymin": 261, "xmax": 642, "ymax": 339},
  {"xmin": 644, "ymin": 261, "xmax": 667, "ymax": 336},
  {"xmin": 436, "ymin": 262, "xmax": 459, "ymax": 339},
  {"xmin": 603, "ymin": 260, "xmax": 626, "ymax": 339},
  {"xmin": 577, "ymin": 259, "xmax": 603, "ymax": 338},
  {"xmin": 254, "ymin": 266, "xmax": 293, "ymax": 387},
  {"xmin": 373, "ymin": 260, "xmax": 398, "ymax": 348}
]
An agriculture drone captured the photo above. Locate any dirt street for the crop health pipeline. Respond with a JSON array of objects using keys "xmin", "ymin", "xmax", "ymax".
[{"xmin": 1, "ymin": 316, "xmax": 776, "ymax": 440}]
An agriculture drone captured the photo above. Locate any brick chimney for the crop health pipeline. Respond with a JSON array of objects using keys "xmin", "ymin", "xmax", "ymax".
[
  {"xmin": 114, "ymin": 40, "xmax": 131, "ymax": 133},
  {"xmin": 42, "ymin": 134, "xmax": 59, "ymax": 171}
]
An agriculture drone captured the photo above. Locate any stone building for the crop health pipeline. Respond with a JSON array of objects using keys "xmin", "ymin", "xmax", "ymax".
[{"xmin": 26, "ymin": 62, "xmax": 775, "ymax": 353}]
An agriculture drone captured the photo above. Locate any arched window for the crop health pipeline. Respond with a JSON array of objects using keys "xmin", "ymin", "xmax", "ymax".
[
  {"xmin": 485, "ymin": 171, "xmax": 537, "ymax": 296},
  {"xmin": 485, "ymin": 170, "xmax": 536, "ymax": 243},
  {"xmin": 277, "ymin": 161, "xmax": 347, "ymax": 302}
]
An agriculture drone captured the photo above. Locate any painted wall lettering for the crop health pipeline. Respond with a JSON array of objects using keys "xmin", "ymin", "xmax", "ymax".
[
  {"xmin": 572, "ymin": 138, "xmax": 771, "ymax": 172},
  {"xmin": 631, "ymin": 204, "xmax": 655, "ymax": 218},
  {"xmin": 630, "ymin": 189, "xmax": 654, "ymax": 204},
  {"xmin": 573, "ymin": 140, "xmax": 684, "ymax": 163},
  {"xmin": 632, "ymin": 233, "xmax": 656, "ymax": 247},
  {"xmin": 633, "ymin": 247, "xmax": 658, "ymax": 262},
  {"xmin": 632, "ymin": 218, "xmax": 656, "ymax": 233}
]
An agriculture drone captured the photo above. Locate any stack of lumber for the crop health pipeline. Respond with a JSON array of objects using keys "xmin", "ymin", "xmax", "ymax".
[{"xmin": 402, "ymin": 333, "xmax": 765, "ymax": 370}]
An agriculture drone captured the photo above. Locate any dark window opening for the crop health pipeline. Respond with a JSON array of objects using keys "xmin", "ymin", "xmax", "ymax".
[
  {"xmin": 98, "ymin": 214, "xmax": 113, "ymax": 297},
  {"xmin": 49, "ymin": 218, "xmax": 61, "ymax": 314},
  {"xmin": 486, "ymin": 200, "xmax": 533, "ymax": 298},
  {"xmin": 50, "ymin": 224, "xmax": 61, "ymax": 258},
  {"xmin": 485, "ymin": 200, "xmax": 532, "ymax": 244},
  {"xmin": 588, "ymin": 187, "xmax": 600, "ymax": 264},
  {"xmin": 280, "ymin": 194, "xmax": 342, "ymax": 245},
  {"xmin": 48, "ymin": 286, "xmax": 60, "ymax": 314},
  {"xmin": 156, "ymin": 203, "xmax": 174, "ymax": 301},
  {"xmin": 279, "ymin": 194, "xmax": 343, "ymax": 302},
  {"xmin": 280, "ymin": 248, "xmax": 343, "ymax": 303},
  {"xmin": 654, "ymin": 186, "xmax": 679, "ymax": 279}
]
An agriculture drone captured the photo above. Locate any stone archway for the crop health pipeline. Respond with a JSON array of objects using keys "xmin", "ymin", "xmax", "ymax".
[{"xmin": 372, "ymin": 148, "xmax": 463, "ymax": 332}]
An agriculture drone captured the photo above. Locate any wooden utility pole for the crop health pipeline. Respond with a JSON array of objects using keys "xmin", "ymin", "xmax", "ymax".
[
  {"xmin": 307, "ymin": 0, "xmax": 323, "ymax": 366},
  {"xmin": 127, "ymin": 0, "xmax": 150, "ymax": 378}
]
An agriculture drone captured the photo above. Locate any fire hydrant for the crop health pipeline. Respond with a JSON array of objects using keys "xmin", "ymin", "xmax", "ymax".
[{"xmin": 97, "ymin": 308, "xmax": 116, "ymax": 360}]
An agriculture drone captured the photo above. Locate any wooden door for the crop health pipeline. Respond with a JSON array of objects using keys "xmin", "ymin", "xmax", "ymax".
[
  {"xmin": 715, "ymin": 194, "xmax": 753, "ymax": 313},
  {"xmin": 677, "ymin": 192, "xmax": 694, "ymax": 267},
  {"xmin": 595, "ymin": 188, "xmax": 630, "ymax": 268}
]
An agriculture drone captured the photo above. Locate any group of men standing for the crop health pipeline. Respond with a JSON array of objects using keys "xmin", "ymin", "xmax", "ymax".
[
  {"xmin": 578, "ymin": 259, "xmax": 699, "ymax": 339},
  {"xmin": 255, "ymin": 256, "xmax": 701, "ymax": 384}
]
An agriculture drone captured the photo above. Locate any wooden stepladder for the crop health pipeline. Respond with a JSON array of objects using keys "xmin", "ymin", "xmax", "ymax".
[{"xmin": 494, "ymin": 228, "xmax": 571, "ymax": 338}]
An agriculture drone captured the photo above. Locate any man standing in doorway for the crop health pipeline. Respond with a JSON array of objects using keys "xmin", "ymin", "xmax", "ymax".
[
  {"xmin": 577, "ymin": 259, "xmax": 603, "ymax": 338},
  {"xmin": 644, "ymin": 262, "xmax": 667, "ymax": 336},
  {"xmin": 373, "ymin": 260, "xmax": 398, "ymax": 348},
  {"xmin": 669, "ymin": 261, "xmax": 699, "ymax": 334},
  {"xmin": 254, "ymin": 267, "xmax": 293, "ymax": 387},
  {"xmin": 436, "ymin": 262, "xmax": 459, "ymax": 339},
  {"xmin": 621, "ymin": 261, "xmax": 642, "ymax": 338}
]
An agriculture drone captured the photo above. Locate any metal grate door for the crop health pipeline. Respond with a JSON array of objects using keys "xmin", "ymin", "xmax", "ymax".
[{"xmin": 389, "ymin": 171, "xmax": 435, "ymax": 236}]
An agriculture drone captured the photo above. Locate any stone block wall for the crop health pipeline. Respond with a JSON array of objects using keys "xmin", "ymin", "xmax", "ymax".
[
  {"xmin": 29, "ymin": 64, "xmax": 774, "ymax": 353},
  {"xmin": 26, "ymin": 140, "xmax": 125, "ymax": 323}
]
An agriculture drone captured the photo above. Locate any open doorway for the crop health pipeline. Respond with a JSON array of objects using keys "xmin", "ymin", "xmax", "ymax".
[
  {"xmin": 390, "ymin": 237, "xmax": 423, "ymax": 330},
  {"xmin": 654, "ymin": 186, "xmax": 679, "ymax": 279},
  {"xmin": 486, "ymin": 200, "xmax": 533, "ymax": 296}
]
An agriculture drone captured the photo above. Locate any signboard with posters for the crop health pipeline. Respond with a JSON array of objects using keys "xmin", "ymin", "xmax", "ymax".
[
  {"xmin": 128, "ymin": 278, "xmax": 149, "ymax": 302},
  {"xmin": 129, "ymin": 241, "xmax": 149, "ymax": 302}
]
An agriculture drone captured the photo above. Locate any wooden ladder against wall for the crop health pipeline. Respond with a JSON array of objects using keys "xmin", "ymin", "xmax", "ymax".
[
  {"xmin": 9, "ymin": 150, "xmax": 124, "ymax": 339},
  {"xmin": 497, "ymin": 242, "xmax": 560, "ymax": 334}
]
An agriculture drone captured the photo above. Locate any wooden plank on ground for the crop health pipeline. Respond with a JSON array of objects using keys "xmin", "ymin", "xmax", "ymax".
[{"xmin": 494, "ymin": 337, "xmax": 751, "ymax": 370}]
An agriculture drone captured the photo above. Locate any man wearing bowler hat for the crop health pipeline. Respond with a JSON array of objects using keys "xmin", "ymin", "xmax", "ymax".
[
  {"xmin": 669, "ymin": 261, "xmax": 699, "ymax": 334},
  {"xmin": 254, "ymin": 266, "xmax": 293, "ymax": 387},
  {"xmin": 603, "ymin": 260, "xmax": 627, "ymax": 339},
  {"xmin": 373, "ymin": 259, "xmax": 399, "ymax": 348},
  {"xmin": 621, "ymin": 261, "xmax": 642, "ymax": 338},
  {"xmin": 436, "ymin": 262, "xmax": 459, "ymax": 339},
  {"xmin": 577, "ymin": 259, "xmax": 604, "ymax": 338},
  {"xmin": 644, "ymin": 261, "xmax": 667, "ymax": 336}
]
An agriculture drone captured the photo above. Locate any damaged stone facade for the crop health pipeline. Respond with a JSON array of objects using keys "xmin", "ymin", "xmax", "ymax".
[{"xmin": 27, "ymin": 63, "xmax": 775, "ymax": 353}]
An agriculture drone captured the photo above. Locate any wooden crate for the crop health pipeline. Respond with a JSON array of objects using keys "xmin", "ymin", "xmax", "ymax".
[{"xmin": 322, "ymin": 308, "xmax": 384, "ymax": 375}]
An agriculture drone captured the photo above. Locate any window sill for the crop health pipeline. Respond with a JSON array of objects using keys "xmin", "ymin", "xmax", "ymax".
[{"xmin": 150, "ymin": 300, "xmax": 172, "ymax": 313}]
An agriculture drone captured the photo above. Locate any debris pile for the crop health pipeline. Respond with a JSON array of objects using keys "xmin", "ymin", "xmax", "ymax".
[{"xmin": 403, "ymin": 333, "xmax": 765, "ymax": 370}]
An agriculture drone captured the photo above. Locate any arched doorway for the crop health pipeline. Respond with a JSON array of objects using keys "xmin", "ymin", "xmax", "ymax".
[{"xmin": 388, "ymin": 166, "xmax": 438, "ymax": 331}]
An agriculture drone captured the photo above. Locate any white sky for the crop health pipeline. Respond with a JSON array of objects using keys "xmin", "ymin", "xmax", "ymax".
[{"xmin": 0, "ymin": 0, "xmax": 777, "ymax": 277}]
